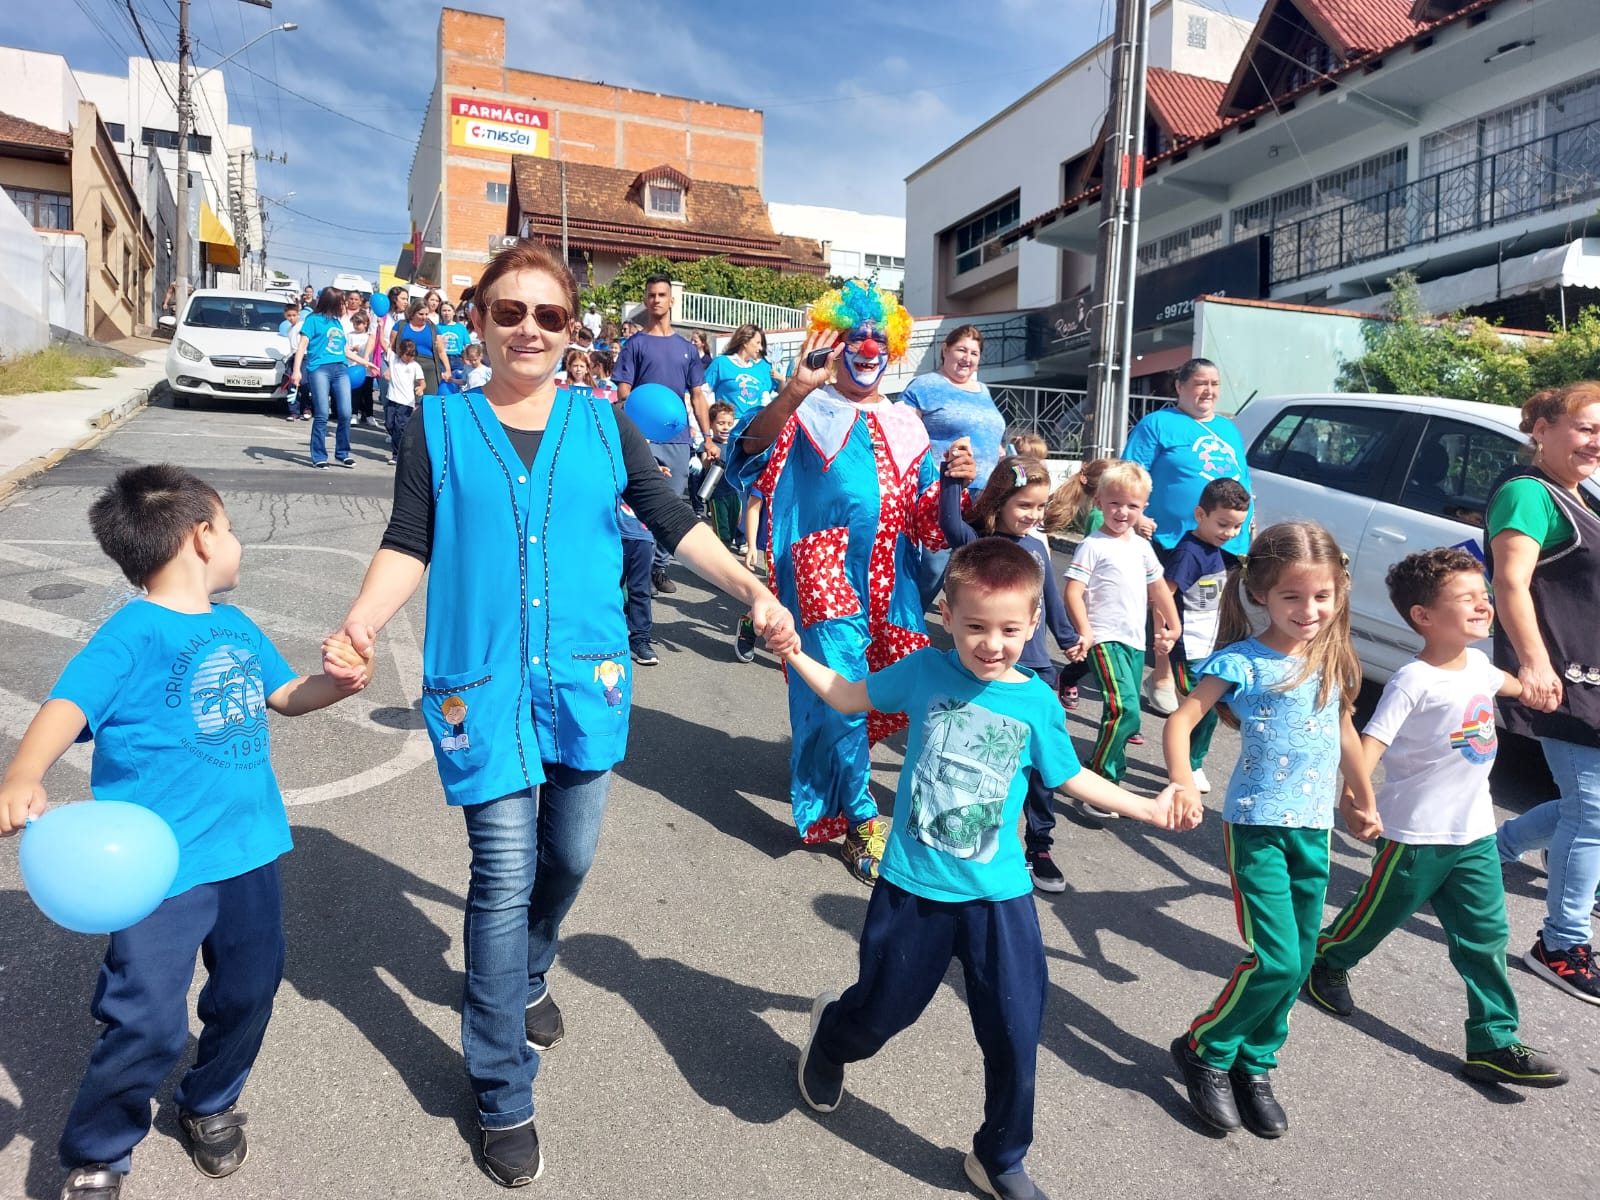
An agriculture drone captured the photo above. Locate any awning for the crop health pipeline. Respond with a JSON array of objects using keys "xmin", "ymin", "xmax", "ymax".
[
  {"xmin": 1340, "ymin": 238, "xmax": 1600, "ymax": 315},
  {"xmin": 199, "ymin": 202, "xmax": 239, "ymax": 268}
]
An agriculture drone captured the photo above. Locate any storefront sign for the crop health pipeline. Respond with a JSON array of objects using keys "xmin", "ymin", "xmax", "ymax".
[
  {"xmin": 450, "ymin": 97, "xmax": 551, "ymax": 156},
  {"xmin": 1132, "ymin": 236, "xmax": 1267, "ymax": 328}
]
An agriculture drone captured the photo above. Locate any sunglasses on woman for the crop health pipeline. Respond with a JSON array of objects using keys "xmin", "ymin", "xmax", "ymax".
[{"xmin": 486, "ymin": 299, "xmax": 571, "ymax": 333}]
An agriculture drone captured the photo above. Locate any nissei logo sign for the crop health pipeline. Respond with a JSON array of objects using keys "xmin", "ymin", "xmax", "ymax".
[{"xmin": 449, "ymin": 96, "xmax": 551, "ymax": 156}]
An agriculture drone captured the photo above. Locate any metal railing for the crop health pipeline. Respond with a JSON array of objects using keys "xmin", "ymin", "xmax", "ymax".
[
  {"xmin": 675, "ymin": 291, "xmax": 809, "ymax": 331},
  {"xmin": 1266, "ymin": 116, "xmax": 1600, "ymax": 285},
  {"xmin": 991, "ymin": 387, "xmax": 1171, "ymax": 457}
]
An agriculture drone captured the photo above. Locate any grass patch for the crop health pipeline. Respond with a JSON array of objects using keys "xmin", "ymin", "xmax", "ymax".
[{"xmin": 0, "ymin": 346, "xmax": 119, "ymax": 395}]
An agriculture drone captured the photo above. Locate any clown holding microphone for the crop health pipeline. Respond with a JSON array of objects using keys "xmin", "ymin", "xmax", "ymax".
[{"xmin": 731, "ymin": 282, "xmax": 953, "ymax": 883}]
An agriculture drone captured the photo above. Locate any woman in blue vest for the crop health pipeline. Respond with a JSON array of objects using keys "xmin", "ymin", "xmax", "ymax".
[{"xmin": 324, "ymin": 239, "xmax": 797, "ymax": 1185}]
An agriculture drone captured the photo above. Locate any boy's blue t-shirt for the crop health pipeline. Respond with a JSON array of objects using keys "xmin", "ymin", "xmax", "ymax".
[
  {"xmin": 704, "ymin": 354, "xmax": 775, "ymax": 421},
  {"xmin": 868, "ymin": 648, "xmax": 1081, "ymax": 902},
  {"xmin": 613, "ymin": 331, "xmax": 706, "ymax": 446},
  {"xmin": 298, "ymin": 313, "xmax": 346, "ymax": 371},
  {"xmin": 1121, "ymin": 408, "xmax": 1251, "ymax": 555},
  {"xmin": 1198, "ymin": 637, "xmax": 1341, "ymax": 829},
  {"xmin": 48, "ymin": 599, "xmax": 298, "ymax": 897},
  {"xmin": 898, "ymin": 373, "xmax": 1006, "ymax": 488}
]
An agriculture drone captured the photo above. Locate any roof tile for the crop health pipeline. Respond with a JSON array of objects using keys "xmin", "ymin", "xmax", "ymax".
[
  {"xmin": 1145, "ymin": 69, "xmax": 1228, "ymax": 141},
  {"xmin": 0, "ymin": 110, "xmax": 71, "ymax": 153}
]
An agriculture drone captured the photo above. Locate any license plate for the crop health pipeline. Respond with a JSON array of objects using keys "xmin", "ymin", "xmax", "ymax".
[{"xmin": 223, "ymin": 373, "xmax": 263, "ymax": 387}]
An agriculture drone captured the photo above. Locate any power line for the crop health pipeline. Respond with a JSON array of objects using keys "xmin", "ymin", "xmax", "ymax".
[
  {"xmin": 219, "ymin": 54, "xmax": 414, "ymax": 142},
  {"xmin": 266, "ymin": 199, "xmax": 407, "ymax": 237},
  {"xmin": 122, "ymin": 0, "xmax": 180, "ymax": 110}
]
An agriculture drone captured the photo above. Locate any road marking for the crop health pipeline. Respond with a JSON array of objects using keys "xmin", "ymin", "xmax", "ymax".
[
  {"xmin": 0, "ymin": 597, "xmax": 91, "ymax": 641},
  {"xmin": 0, "ymin": 684, "xmax": 90, "ymax": 775}
]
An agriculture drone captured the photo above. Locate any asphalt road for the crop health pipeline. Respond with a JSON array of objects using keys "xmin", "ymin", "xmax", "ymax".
[{"xmin": 0, "ymin": 394, "xmax": 1596, "ymax": 1200}]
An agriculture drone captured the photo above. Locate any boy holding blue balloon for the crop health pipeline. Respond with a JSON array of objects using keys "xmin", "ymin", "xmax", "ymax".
[{"xmin": 0, "ymin": 464, "xmax": 371, "ymax": 1200}]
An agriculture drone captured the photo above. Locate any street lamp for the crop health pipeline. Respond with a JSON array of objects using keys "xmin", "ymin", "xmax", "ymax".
[{"xmin": 174, "ymin": 11, "xmax": 296, "ymax": 311}]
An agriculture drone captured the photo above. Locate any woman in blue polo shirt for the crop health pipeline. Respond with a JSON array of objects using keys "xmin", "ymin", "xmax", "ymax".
[
  {"xmin": 323, "ymin": 239, "xmax": 797, "ymax": 1185},
  {"xmin": 289, "ymin": 287, "xmax": 355, "ymax": 468}
]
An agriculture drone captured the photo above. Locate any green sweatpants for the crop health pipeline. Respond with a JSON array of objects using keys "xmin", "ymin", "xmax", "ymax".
[
  {"xmin": 1173, "ymin": 658, "xmax": 1217, "ymax": 771},
  {"xmin": 1089, "ymin": 640, "xmax": 1142, "ymax": 783},
  {"xmin": 1316, "ymin": 834, "xmax": 1518, "ymax": 1053},
  {"xmin": 1188, "ymin": 824, "xmax": 1330, "ymax": 1072}
]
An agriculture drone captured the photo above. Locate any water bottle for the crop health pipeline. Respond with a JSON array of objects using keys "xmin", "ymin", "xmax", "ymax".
[{"xmin": 696, "ymin": 461, "xmax": 726, "ymax": 504}]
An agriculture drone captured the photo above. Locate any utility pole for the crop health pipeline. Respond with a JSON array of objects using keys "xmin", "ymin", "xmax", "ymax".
[
  {"xmin": 174, "ymin": 0, "xmax": 191, "ymax": 313},
  {"xmin": 1083, "ymin": 0, "xmax": 1151, "ymax": 458}
]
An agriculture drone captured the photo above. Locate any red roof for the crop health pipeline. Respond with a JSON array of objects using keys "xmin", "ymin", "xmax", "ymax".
[
  {"xmin": 0, "ymin": 110, "xmax": 71, "ymax": 155},
  {"xmin": 1300, "ymin": 0, "xmax": 1424, "ymax": 54},
  {"xmin": 1145, "ymin": 69, "xmax": 1228, "ymax": 141}
]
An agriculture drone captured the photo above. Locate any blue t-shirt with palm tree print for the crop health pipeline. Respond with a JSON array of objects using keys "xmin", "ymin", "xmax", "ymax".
[
  {"xmin": 867, "ymin": 648, "xmax": 1080, "ymax": 902},
  {"xmin": 49, "ymin": 599, "xmax": 297, "ymax": 896}
]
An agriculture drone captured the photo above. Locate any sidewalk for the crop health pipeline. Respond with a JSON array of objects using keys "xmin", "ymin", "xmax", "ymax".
[{"xmin": 0, "ymin": 347, "xmax": 166, "ymax": 501}]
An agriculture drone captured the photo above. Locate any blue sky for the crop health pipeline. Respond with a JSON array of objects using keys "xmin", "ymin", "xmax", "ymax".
[{"xmin": 18, "ymin": 0, "xmax": 1265, "ymax": 287}]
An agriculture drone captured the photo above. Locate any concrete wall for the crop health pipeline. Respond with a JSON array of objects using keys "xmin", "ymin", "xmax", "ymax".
[
  {"xmin": 768, "ymin": 202, "xmax": 906, "ymax": 289},
  {"xmin": 73, "ymin": 102, "xmax": 151, "ymax": 341},
  {"xmin": 0, "ymin": 190, "xmax": 50, "ymax": 355},
  {"xmin": 0, "ymin": 47, "xmax": 82, "ymax": 132}
]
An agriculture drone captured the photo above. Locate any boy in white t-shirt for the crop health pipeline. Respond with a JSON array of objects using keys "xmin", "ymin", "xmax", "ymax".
[
  {"xmin": 384, "ymin": 338, "xmax": 425, "ymax": 465},
  {"xmin": 1307, "ymin": 547, "xmax": 1567, "ymax": 1087},
  {"xmin": 1063, "ymin": 460, "xmax": 1180, "ymax": 816}
]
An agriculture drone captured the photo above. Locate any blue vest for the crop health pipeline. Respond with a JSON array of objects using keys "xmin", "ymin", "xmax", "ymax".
[{"xmin": 420, "ymin": 386, "xmax": 631, "ymax": 805}]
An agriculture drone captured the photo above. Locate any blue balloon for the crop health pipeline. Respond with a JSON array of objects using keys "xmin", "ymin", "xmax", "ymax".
[
  {"xmin": 370, "ymin": 293, "xmax": 390, "ymax": 318},
  {"xmin": 347, "ymin": 363, "xmax": 368, "ymax": 390},
  {"xmin": 623, "ymin": 382, "xmax": 689, "ymax": 442},
  {"xmin": 20, "ymin": 801, "xmax": 179, "ymax": 934}
]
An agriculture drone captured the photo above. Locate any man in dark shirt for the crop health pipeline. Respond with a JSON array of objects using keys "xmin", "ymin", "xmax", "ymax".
[{"xmin": 614, "ymin": 274, "xmax": 715, "ymax": 593}]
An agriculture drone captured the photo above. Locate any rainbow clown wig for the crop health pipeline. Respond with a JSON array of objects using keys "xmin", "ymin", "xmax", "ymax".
[{"xmin": 809, "ymin": 280, "xmax": 913, "ymax": 362}]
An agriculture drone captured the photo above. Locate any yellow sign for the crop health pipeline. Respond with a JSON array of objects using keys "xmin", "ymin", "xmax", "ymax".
[{"xmin": 450, "ymin": 96, "xmax": 550, "ymax": 156}]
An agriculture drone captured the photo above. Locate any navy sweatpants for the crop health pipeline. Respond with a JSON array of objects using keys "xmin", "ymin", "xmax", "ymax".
[
  {"xmin": 59, "ymin": 862, "xmax": 285, "ymax": 1172},
  {"xmin": 813, "ymin": 880, "xmax": 1047, "ymax": 1177},
  {"xmin": 1023, "ymin": 662, "xmax": 1060, "ymax": 854},
  {"xmin": 621, "ymin": 534, "xmax": 654, "ymax": 651}
]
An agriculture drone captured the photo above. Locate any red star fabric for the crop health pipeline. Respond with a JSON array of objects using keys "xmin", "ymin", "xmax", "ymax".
[{"xmin": 790, "ymin": 525, "xmax": 861, "ymax": 628}]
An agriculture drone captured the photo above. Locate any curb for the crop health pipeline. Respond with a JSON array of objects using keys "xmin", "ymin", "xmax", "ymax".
[{"xmin": 0, "ymin": 383, "xmax": 154, "ymax": 506}]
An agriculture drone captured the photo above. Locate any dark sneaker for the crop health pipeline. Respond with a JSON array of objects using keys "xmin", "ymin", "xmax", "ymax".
[
  {"xmin": 1062, "ymin": 686, "xmax": 1079, "ymax": 710},
  {"xmin": 734, "ymin": 616, "xmax": 757, "ymax": 662},
  {"xmin": 524, "ymin": 992, "xmax": 565, "ymax": 1051},
  {"xmin": 651, "ymin": 568, "xmax": 677, "ymax": 595},
  {"xmin": 841, "ymin": 816, "xmax": 888, "ymax": 886},
  {"xmin": 1026, "ymin": 849, "xmax": 1067, "ymax": 894},
  {"xmin": 1524, "ymin": 935, "xmax": 1600, "ymax": 1005},
  {"xmin": 178, "ymin": 1106, "xmax": 249, "ymax": 1178},
  {"xmin": 312, "ymin": 460, "xmax": 328, "ymax": 469},
  {"xmin": 630, "ymin": 644, "xmax": 659, "ymax": 667},
  {"xmin": 1170, "ymin": 1036, "xmax": 1241, "ymax": 1131},
  {"xmin": 59, "ymin": 1165, "xmax": 123, "ymax": 1199},
  {"xmin": 798, "ymin": 991, "xmax": 844, "ymax": 1112},
  {"xmin": 964, "ymin": 1151, "xmax": 1049, "ymax": 1199},
  {"xmin": 1229, "ymin": 1067, "xmax": 1288, "ymax": 1138},
  {"xmin": 1305, "ymin": 960, "xmax": 1354, "ymax": 1016},
  {"xmin": 339, "ymin": 457, "xmax": 357, "ymax": 468},
  {"xmin": 481, "ymin": 1120, "xmax": 543, "ymax": 1187},
  {"xmin": 1463, "ymin": 1042, "xmax": 1569, "ymax": 1087}
]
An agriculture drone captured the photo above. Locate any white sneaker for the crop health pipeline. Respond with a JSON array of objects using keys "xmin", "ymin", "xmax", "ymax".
[
  {"xmin": 1192, "ymin": 768, "xmax": 1212, "ymax": 795},
  {"xmin": 1142, "ymin": 676, "xmax": 1179, "ymax": 716}
]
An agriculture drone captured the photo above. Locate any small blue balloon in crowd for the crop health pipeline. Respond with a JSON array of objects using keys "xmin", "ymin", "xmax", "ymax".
[
  {"xmin": 347, "ymin": 364, "xmax": 368, "ymax": 390},
  {"xmin": 20, "ymin": 801, "xmax": 180, "ymax": 934},
  {"xmin": 369, "ymin": 293, "xmax": 390, "ymax": 318},
  {"xmin": 623, "ymin": 382, "xmax": 689, "ymax": 443}
]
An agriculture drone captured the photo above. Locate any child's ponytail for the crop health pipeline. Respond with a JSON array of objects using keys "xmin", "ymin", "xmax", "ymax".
[{"xmin": 1048, "ymin": 457, "xmax": 1112, "ymax": 537}]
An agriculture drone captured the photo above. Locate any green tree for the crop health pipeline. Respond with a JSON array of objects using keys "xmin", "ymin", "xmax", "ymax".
[{"xmin": 581, "ymin": 253, "xmax": 840, "ymax": 324}]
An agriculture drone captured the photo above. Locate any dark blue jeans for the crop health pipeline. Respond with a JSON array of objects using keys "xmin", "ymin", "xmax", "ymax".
[
  {"xmin": 814, "ymin": 881, "xmax": 1046, "ymax": 1178},
  {"xmin": 306, "ymin": 362, "xmax": 351, "ymax": 465},
  {"xmin": 59, "ymin": 862, "xmax": 284, "ymax": 1172},
  {"xmin": 621, "ymin": 535, "xmax": 654, "ymax": 650},
  {"xmin": 460, "ymin": 766, "xmax": 612, "ymax": 1129}
]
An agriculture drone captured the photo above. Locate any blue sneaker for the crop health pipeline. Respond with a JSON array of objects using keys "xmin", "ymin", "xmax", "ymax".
[{"xmin": 964, "ymin": 1151, "xmax": 1049, "ymax": 1199}]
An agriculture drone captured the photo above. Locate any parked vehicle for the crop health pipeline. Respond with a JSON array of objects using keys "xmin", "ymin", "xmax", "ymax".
[
  {"xmin": 164, "ymin": 289, "xmax": 294, "ymax": 409},
  {"xmin": 1230, "ymin": 392, "xmax": 1566, "ymax": 682}
]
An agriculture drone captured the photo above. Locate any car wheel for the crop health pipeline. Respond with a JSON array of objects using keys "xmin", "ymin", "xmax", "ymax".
[{"xmin": 171, "ymin": 390, "xmax": 193, "ymax": 409}]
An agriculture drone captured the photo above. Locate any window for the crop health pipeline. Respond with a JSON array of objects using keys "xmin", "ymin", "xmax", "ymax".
[
  {"xmin": 864, "ymin": 253, "xmax": 905, "ymax": 270},
  {"xmin": 122, "ymin": 243, "xmax": 133, "ymax": 298},
  {"xmin": 1233, "ymin": 148, "xmax": 1408, "ymax": 240},
  {"xmin": 182, "ymin": 296, "xmax": 286, "ymax": 332},
  {"xmin": 485, "ymin": 181, "xmax": 509, "ymax": 204},
  {"xmin": 1399, "ymin": 417, "xmax": 1522, "ymax": 525},
  {"xmin": 953, "ymin": 193, "xmax": 1020, "ymax": 275},
  {"xmin": 105, "ymin": 121, "xmax": 125, "ymax": 142},
  {"xmin": 647, "ymin": 182, "xmax": 683, "ymax": 216},
  {"xmin": 3, "ymin": 186, "xmax": 71, "ymax": 229},
  {"xmin": 101, "ymin": 207, "xmax": 116, "ymax": 273},
  {"xmin": 1248, "ymin": 405, "xmax": 1407, "ymax": 500},
  {"xmin": 1137, "ymin": 216, "xmax": 1223, "ymax": 272},
  {"xmin": 141, "ymin": 126, "xmax": 212, "ymax": 154},
  {"xmin": 1187, "ymin": 14, "xmax": 1208, "ymax": 49}
]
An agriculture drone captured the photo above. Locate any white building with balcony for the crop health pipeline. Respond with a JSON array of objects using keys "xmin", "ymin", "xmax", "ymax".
[{"xmin": 768, "ymin": 202, "xmax": 906, "ymax": 291}]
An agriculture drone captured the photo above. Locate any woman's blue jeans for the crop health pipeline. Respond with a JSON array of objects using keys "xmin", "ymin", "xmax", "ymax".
[
  {"xmin": 1498, "ymin": 737, "xmax": 1600, "ymax": 951},
  {"xmin": 460, "ymin": 764, "xmax": 611, "ymax": 1129},
  {"xmin": 306, "ymin": 362, "xmax": 351, "ymax": 465}
]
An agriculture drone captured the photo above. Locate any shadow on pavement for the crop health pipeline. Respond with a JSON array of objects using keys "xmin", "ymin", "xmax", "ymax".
[{"xmin": 558, "ymin": 931, "xmax": 963, "ymax": 1190}]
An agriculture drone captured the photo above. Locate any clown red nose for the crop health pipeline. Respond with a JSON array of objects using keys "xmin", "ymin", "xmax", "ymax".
[{"xmin": 857, "ymin": 337, "xmax": 881, "ymax": 358}]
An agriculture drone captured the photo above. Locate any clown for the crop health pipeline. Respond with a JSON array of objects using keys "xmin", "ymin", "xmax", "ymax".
[{"xmin": 730, "ymin": 281, "xmax": 949, "ymax": 884}]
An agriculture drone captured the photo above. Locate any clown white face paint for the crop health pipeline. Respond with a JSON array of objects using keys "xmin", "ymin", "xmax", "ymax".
[{"xmin": 841, "ymin": 323, "xmax": 889, "ymax": 392}]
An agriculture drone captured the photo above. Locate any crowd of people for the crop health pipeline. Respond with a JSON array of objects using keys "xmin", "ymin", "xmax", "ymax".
[{"xmin": 2, "ymin": 238, "xmax": 1597, "ymax": 1200}]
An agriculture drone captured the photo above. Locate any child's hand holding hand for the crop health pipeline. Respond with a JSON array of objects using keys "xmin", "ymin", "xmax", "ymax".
[
  {"xmin": 1064, "ymin": 640, "xmax": 1088, "ymax": 663},
  {"xmin": 1339, "ymin": 787, "xmax": 1383, "ymax": 841},
  {"xmin": 943, "ymin": 437, "xmax": 977, "ymax": 483},
  {"xmin": 1178, "ymin": 789, "xmax": 1205, "ymax": 830},
  {"xmin": 322, "ymin": 632, "xmax": 374, "ymax": 694},
  {"xmin": 0, "ymin": 777, "xmax": 46, "ymax": 836},
  {"xmin": 1147, "ymin": 782, "xmax": 1188, "ymax": 830},
  {"xmin": 742, "ymin": 542, "xmax": 761, "ymax": 572},
  {"xmin": 1153, "ymin": 626, "xmax": 1178, "ymax": 655}
]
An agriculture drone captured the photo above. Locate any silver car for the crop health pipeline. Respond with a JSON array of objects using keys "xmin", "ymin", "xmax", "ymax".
[{"xmin": 164, "ymin": 289, "xmax": 294, "ymax": 408}]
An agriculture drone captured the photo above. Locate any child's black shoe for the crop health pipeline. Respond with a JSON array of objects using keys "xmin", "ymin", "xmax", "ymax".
[
  {"xmin": 1026, "ymin": 849, "xmax": 1066, "ymax": 894},
  {"xmin": 481, "ymin": 1120, "xmax": 543, "ymax": 1187},
  {"xmin": 1169, "ymin": 1036, "xmax": 1240, "ymax": 1131},
  {"xmin": 1228, "ymin": 1067, "xmax": 1288, "ymax": 1138},
  {"xmin": 964, "ymin": 1151, "xmax": 1049, "ymax": 1199},
  {"xmin": 1463, "ymin": 1042, "xmax": 1569, "ymax": 1087},
  {"xmin": 798, "ymin": 991, "xmax": 844, "ymax": 1112},
  {"xmin": 524, "ymin": 992, "xmax": 565, "ymax": 1051},
  {"xmin": 178, "ymin": 1105, "xmax": 248, "ymax": 1178},
  {"xmin": 1305, "ymin": 960, "xmax": 1354, "ymax": 1016},
  {"xmin": 59, "ymin": 1165, "xmax": 123, "ymax": 1199}
]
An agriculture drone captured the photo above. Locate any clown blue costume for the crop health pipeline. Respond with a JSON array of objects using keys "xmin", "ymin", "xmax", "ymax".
[{"xmin": 729, "ymin": 283, "xmax": 950, "ymax": 851}]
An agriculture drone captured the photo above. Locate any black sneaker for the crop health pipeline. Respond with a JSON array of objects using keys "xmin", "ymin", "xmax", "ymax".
[
  {"xmin": 630, "ymin": 644, "xmax": 659, "ymax": 667},
  {"xmin": 481, "ymin": 1120, "xmax": 543, "ymax": 1187},
  {"xmin": 1304, "ymin": 960, "xmax": 1354, "ymax": 1016},
  {"xmin": 1229, "ymin": 1067, "xmax": 1288, "ymax": 1138},
  {"xmin": 1463, "ymin": 1042, "xmax": 1569, "ymax": 1087},
  {"xmin": 798, "ymin": 991, "xmax": 844, "ymax": 1112},
  {"xmin": 963, "ymin": 1151, "xmax": 1049, "ymax": 1199},
  {"xmin": 1169, "ymin": 1036, "xmax": 1240, "ymax": 1131},
  {"xmin": 312, "ymin": 460, "xmax": 328, "ymax": 469},
  {"xmin": 1026, "ymin": 848, "xmax": 1066, "ymax": 894},
  {"xmin": 734, "ymin": 616, "xmax": 757, "ymax": 663},
  {"xmin": 338, "ymin": 457, "xmax": 357, "ymax": 468},
  {"xmin": 651, "ymin": 568, "xmax": 677, "ymax": 595},
  {"xmin": 59, "ymin": 1165, "xmax": 123, "ymax": 1199},
  {"xmin": 524, "ymin": 992, "xmax": 565, "ymax": 1051},
  {"xmin": 178, "ymin": 1105, "xmax": 248, "ymax": 1178},
  {"xmin": 1523, "ymin": 935, "xmax": 1600, "ymax": 1005}
]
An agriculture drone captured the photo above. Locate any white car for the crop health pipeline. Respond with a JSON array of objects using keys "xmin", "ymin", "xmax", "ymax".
[
  {"xmin": 165, "ymin": 289, "xmax": 294, "ymax": 408},
  {"xmin": 1231, "ymin": 392, "xmax": 1539, "ymax": 683}
]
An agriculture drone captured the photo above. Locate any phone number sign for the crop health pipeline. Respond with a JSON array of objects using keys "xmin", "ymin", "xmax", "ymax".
[{"xmin": 450, "ymin": 97, "xmax": 551, "ymax": 156}]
